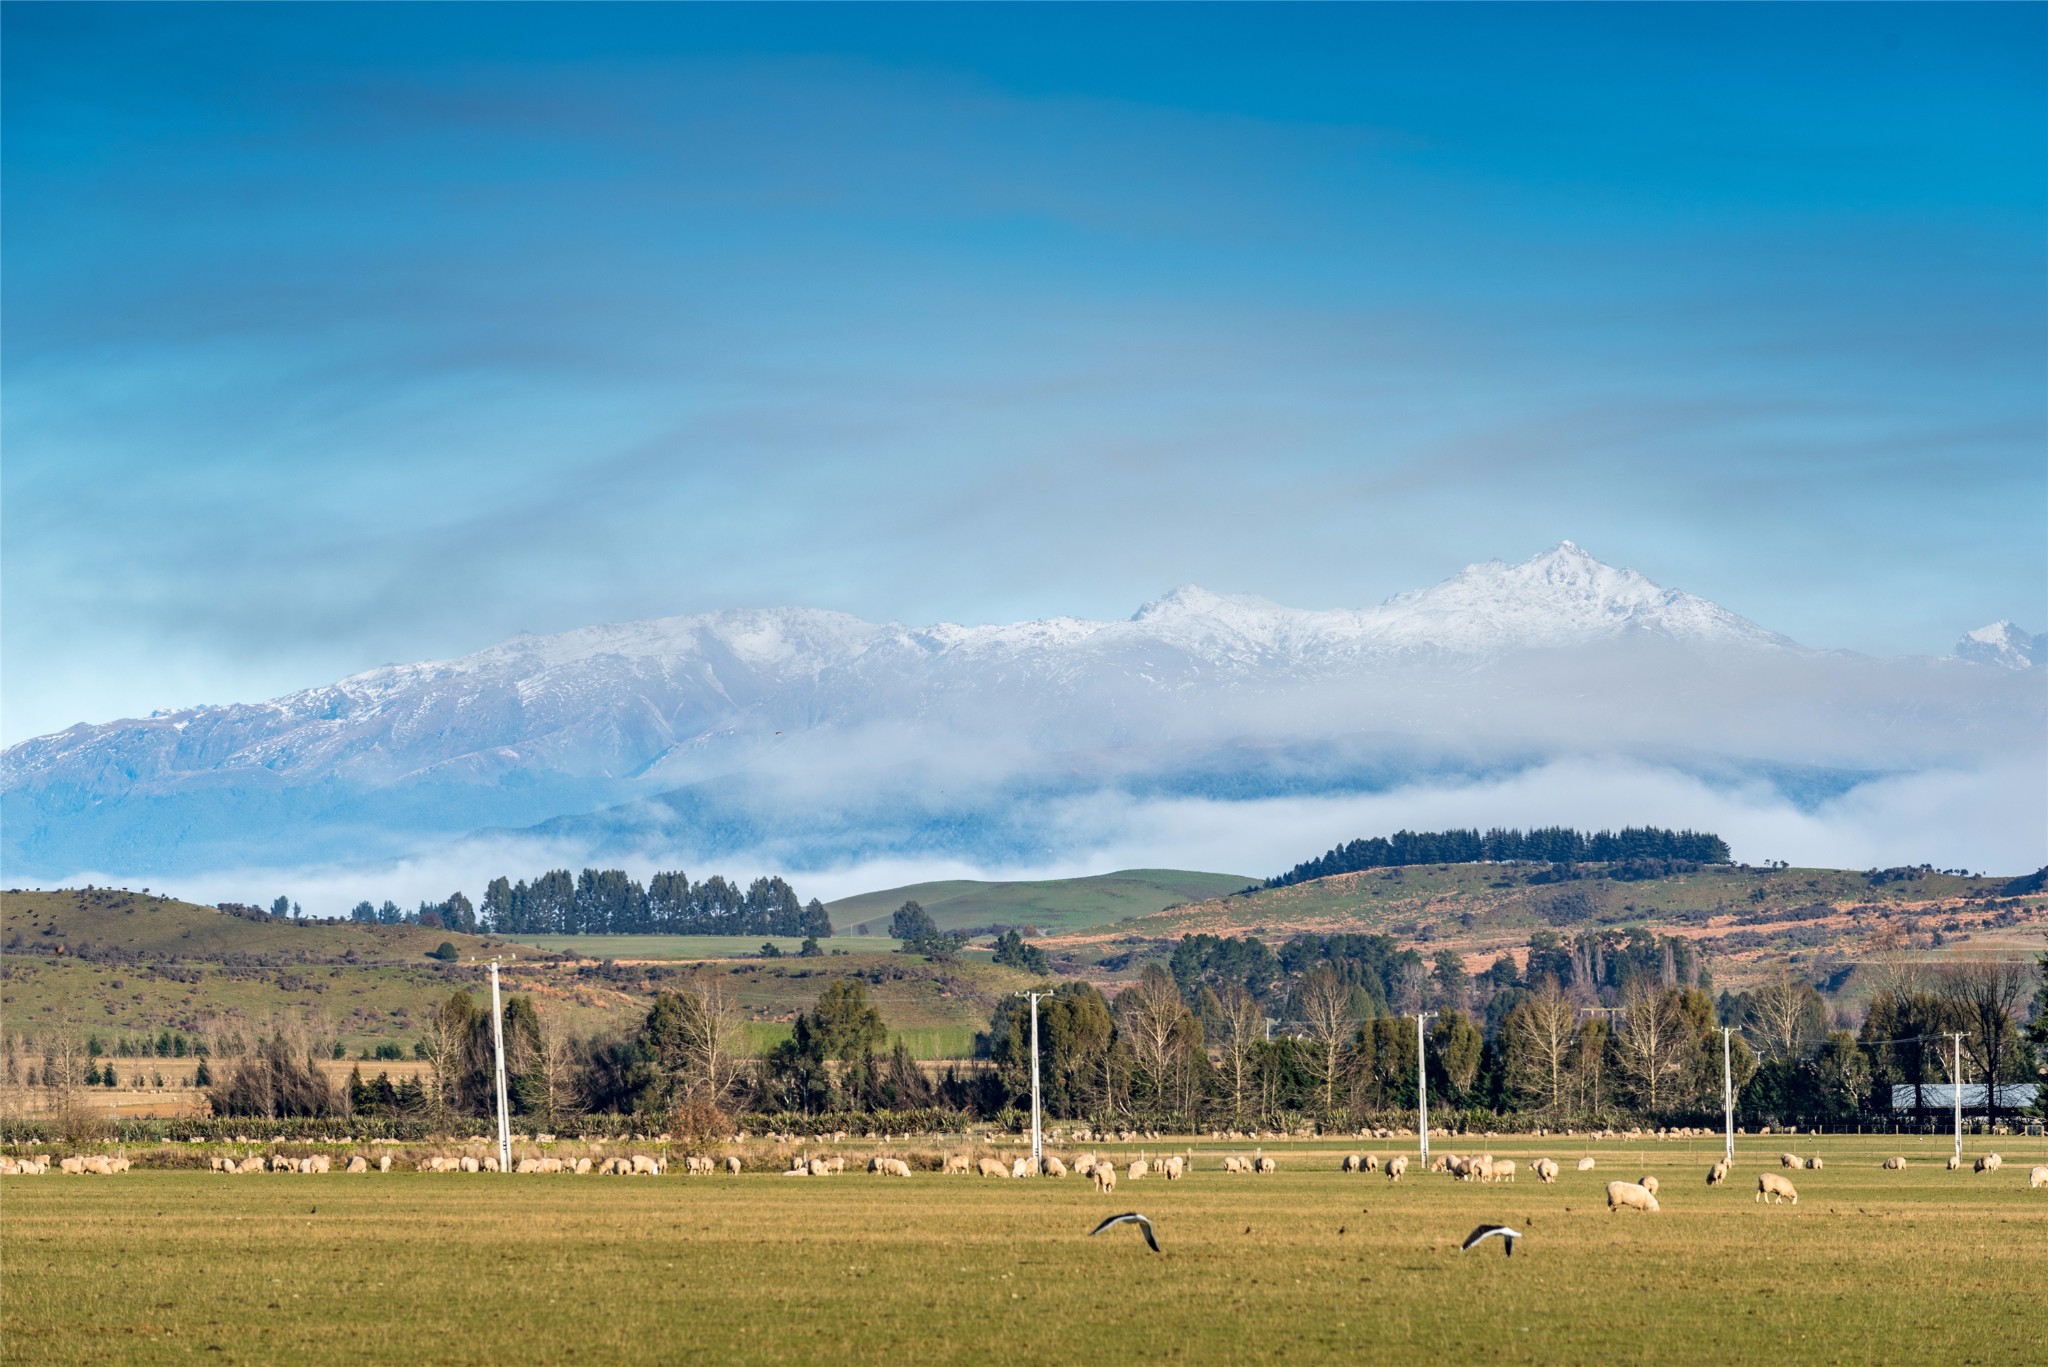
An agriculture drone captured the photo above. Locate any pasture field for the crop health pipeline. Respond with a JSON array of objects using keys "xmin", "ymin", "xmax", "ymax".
[
  {"xmin": 3, "ymin": 1134, "xmax": 2043, "ymax": 1365},
  {"xmin": 825, "ymin": 868, "xmax": 1256, "ymax": 935}
]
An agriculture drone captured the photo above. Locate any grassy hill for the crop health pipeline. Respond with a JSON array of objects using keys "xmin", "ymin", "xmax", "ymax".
[
  {"xmin": 1046, "ymin": 862, "xmax": 2048, "ymax": 995},
  {"xmin": 825, "ymin": 868, "xmax": 1254, "ymax": 935},
  {"xmin": 0, "ymin": 888, "xmax": 1031, "ymax": 1065}
]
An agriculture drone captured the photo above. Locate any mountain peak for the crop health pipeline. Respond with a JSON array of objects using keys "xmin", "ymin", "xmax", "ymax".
[{"xmin": 1956, "ymin": 620, "xmax": 2040, "ymax": 669}]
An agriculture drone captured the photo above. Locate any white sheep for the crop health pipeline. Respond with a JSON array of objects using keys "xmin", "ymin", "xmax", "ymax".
[
  {"xmin": 1342, "ymin": 1154, "xmax": 1363, "ymax": 1172},
  {"xmin": 1606, "ymin": 1180, "xmax": 1660, "ymax": 1213},
  {"xmin": 1126, "ymin": 1158, "xmax": 1148, "ymax": 1180},
  {"xmin": 1576, "ymin": 1156, "xmax": 1596, "ymax": 1171},
  {"xmin": 1881, "ymin": 1156, "xmax": 1906, "ymax": 1171},
  {"xmin": 1255, "ymin": 1155, "xmax": 1276, "ymax": 1175},
  {"xmin": 1707, "ymin": 1160, "xmax": 1729, "ymax": 1186},
  {"xmin": 1756, "ymin": 1172, "xmax": 1798, "ymax": 1205},
  {"xmin": 1161, "ymin": 1155, "xmax": 1184, "ymax": 1181},
  {"xmin": 1947, "ymin": 1154, "xmax": 1963, "ymax": 1171},
  {"xmin": 1780, "ymin": 1152, "xmax": 1802, "ymax": 1169},
  {"xmin": 977, "ymin": 1157, "xmax": 1010, "ymax": 1178},
  {"xmin": 1491, "ymin": 1159, "xmax": 1517, "ymax": 1184},
  {"xmin": 2029, "ymin": 1165, "xmax": 2048, "ymax": 1190},
  {"xmin": 1386, "ymin": 1155, "xmax": 1408, "ymax": 1183},
  {"xmin": 1092, "ymin": 1162, "xmax": 1116, "ymax": 1195},
  {"xmin": 1975, "ymin": 1153, "xmax": 2002, "ymax": 1173},
  {"xmin": 725, "ymin": 1156, "xmax": 742, "ymax": 1175},
  {"xmin": 1533, "ymin": 1158, "xmax": 1560, "ymax": 1184}
]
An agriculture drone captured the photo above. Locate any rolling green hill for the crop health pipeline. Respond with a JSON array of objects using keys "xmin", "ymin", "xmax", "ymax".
[
  {"xmin": 825, "ymin": 868, "xmax": 1254, "ymax": 935},
  {"xmin": 1062, "ymin": 862, "xmax": 2048, "ymax": 995}
]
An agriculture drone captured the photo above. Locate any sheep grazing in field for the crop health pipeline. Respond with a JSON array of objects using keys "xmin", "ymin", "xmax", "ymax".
[
  {"xmin": 807, "ymin": 1158, "xmax": 830, "ymax": 1177},
  {"xmin": 1430, "ymin": 1155, "xmax": 1452, "ymax": 1174},
  {"xmin": 459, "ymin": 1156, "xmax": 480, "ymax": 1174},
  {"xmin": 242, "ymin": 1156, "xmax": 269, "ymax": 1174},
  {"xmin": 1637, "ymin": 1174, "xmax": 1657, "ymax": 1196},
  {"xmin": 1779, "ymin": 1153, "xmax": 1802, "ymax": 1169},
  {"xmin": 574, "ymin": 1157, "xmax": 594, "ymax": 1175},
  {"xmin": 1342, "ymin": 1154, "xmax": 1364, "ymax": 1173},
  {"xmin": 59, "ymin": 1157, "xmax": 85, "ymax": 1175},
  {"xmin": 1092, "ymin": 1163, "xmax": 1117, "ymax": 1195},
  {"xmin": 1975, "ymin": 1153, "xmax": 2002, "ymax": 1174},
  {"xmin": 1038, "ymin": 1155, "xmax": 1067, "ymax": 1178},
  {"xmin": 1162, "ymin": 1156, "xmax": 1184, "ymax": 1181},
  {"xmin": 1127, "ymin": 1159, "xmax": 1148, "ymax": 1181},
  {"xmin": 1882, "ymin": 1157, "xmax": 1906, "ymax": 1171},
  {"xmin": 2029, "ymin": 1166, "xmax": 2048, "ymax": 1190},
  {"xmin": 308, "ymin": 1155, "xmax": 331, "ymax": 1174},
  {"xmin": 1533, "ymin": 1158, "xmax": 1560, "ymax": 1184},
  {"xmin": 378, "ymin": 1154, "xmax": 392, "ymax": 1173},
  {"xmin": 1012, "ymin": 1157, "xmax": 1032, "ymax": 1179},
  {"xmin": 1070, "ymin": 1152, "xmax": 1097, "ymax": 1176},
  {"xmin": 1804, "ymin": 1156, "xmax": 1823, "ymax": 1171},
  {"xmin": 978, "ymin": 1157, "xmax": 1010, "ymax": 1178},
  {"xmin": 346, "ymin": 1156, "xmax": 369, "ymax": 1174},
  {"xmin": 1947, "ymin": 1154, "xmax": 1963, "ymax": 1171},
  {"xmin": 1606, "ymin": 1180, "xmax": 1660, "ymax": 1213},
  {"xmin": 1255, "ymin": 1156, "xmax": 1277, "ymax": 1175},
  {"xmin": 1386, "ymin": 1156, "xmax": 1408, "ymax": 1183},
  {"xmin": 1361, "ymin": 1154, "xmax": 1380, "ymax": 1173},
  {"xmin": 1492, "ymin": 1160, "xmax": 1517, "ymax": 1184},
  {"xmin": 1222, "ymin": 1155, "xmax": 1246, "ymax": 1174},
  {"xmin": 942, "ymin": 1153, "xmax": 972, "ymax": 1175},
  {"xmin": 1707, "ymin": 1160, "xmax": 1729, "ymax": 1187},
  {"xmin": 1576, "ymin": 1157, "xmax": 1596, "ymax": 1171},
  {"xmin": 725, "ymin": 1156, "xmax": 742, "ymax": 1175},
  {"xmin": 1756, "ymin": 1173, "xmax": 1798, "ymax": 1205}
]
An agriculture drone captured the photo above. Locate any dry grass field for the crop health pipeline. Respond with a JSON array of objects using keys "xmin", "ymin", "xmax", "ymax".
[{"xmin": 4, "ymin": 1133, "xmax": 2044, "ymax": 1365}]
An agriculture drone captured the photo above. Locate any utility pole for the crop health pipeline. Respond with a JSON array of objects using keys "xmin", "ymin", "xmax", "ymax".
[
  {"xmin": 1721, "ymin": 1026, "xmax": 1736, "ymax": 1165},
  {"xmin": 488, "ymin": 959, "xmax": 512, "ymax": 1174},
  {"xmin": 1950, "ymin": 1032, "xmax": 1965, "ymax": 1165},
  {"xmin": 1015, "ymin": 992, "xmax": 1045, "ymax": 1167},
  {"xmin": 1416, "ymin": 1011, "xmax": 1437, "ymax": 1163}
]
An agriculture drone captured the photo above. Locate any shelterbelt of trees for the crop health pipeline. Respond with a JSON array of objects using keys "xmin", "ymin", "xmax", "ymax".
[
  {"xmin": 1266, "ymin": 825, "xmax": 1733, "ymax": 888},
  {"xmin": 200, "ymin": 921, "xmax": 2048, "ymax": 1137},
  {"xmin": 341, "ymin": 869, "xmax": 832, "ymax": 939}
]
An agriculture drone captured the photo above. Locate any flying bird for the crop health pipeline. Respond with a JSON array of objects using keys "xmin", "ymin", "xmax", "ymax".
[
  {"xmin": 1460, "ymin": 1224, "xmax": 1523, "ymax": 1257},
  {"xmin": 1089, "ymin": 1212, "xmax": 1160, "ymax": 1253}
]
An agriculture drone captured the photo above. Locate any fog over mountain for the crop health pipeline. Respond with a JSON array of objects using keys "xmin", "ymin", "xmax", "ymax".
[{"xmin": 5, "ymin": 543, "xmax": 2041, "ymax": 905}]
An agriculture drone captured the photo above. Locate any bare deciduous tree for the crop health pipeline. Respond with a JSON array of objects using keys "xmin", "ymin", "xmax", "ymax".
[
  {"xmin": 1212, "ymin": 983, "xmax": 1263, "ymax": 1123},
  {"xmin": 1512, "ymin": 980, "xmax": 1577, "ymax": 1113},
  {"xmin": 1296, "ymin": 966, "xmax": 1354, "ymax": 1121},
  {"xmin": 1937, "ymin": 959, "xmax": 2035, "ymax": 1118},
  {"xmin": 1613, "ymin": 986, "xmax": 1684, "ymax": 1118}
]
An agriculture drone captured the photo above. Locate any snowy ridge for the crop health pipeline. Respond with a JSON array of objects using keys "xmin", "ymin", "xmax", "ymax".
[{"xmin": 1956, "ymin": 621, "xmax": 2041, "ymax": 670}]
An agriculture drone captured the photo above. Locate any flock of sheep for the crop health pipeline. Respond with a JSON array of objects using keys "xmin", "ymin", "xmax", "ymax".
[{"xmin": 6, "ymin": 1146, "xmax": 2047, "ymax": 1194}]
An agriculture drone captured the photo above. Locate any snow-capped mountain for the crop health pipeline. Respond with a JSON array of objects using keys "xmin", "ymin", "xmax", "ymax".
[
  {"xmin": 2, "ymin": 543, "xmax": 2036, "ymax": 879},
  {"xmin": 1956, "ymin": 621, "xmax": 2040, "ymax": 669}
]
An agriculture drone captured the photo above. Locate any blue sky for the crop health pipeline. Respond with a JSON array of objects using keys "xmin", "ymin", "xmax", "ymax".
[{"xmin": 5, "ymin": 3, "xmax": 2043, "ymax": 744}]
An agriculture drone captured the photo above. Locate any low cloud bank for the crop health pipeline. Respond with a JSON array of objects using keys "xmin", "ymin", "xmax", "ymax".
[{"xmin": 44, "ymin": 756, "xmax": 2044, "ymax": 918}]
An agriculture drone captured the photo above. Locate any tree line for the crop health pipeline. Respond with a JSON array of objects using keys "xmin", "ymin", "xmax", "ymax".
[
  {"xmin": 1267, "ymin": 826, "xmax": 1733, "ymax": 888},
  {"xmin": 346, "ymin": 869, "xmax": 832, "ymax": 938},
  {"xmin": 196, "ymin": 936, "xmax": 2043, "ymax": 1134}
]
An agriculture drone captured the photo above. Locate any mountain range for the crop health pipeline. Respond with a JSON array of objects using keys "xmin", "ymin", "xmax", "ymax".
[{"xmin": 4, "ymin": 542, "xmax": 2039, "ymax": 885}]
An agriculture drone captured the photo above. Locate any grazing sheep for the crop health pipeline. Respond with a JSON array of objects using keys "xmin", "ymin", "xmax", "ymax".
[
  {"xmin": 977, "ymin": 1157, "xmax": 1010, "ymax": 1178},
  {"xmin": 1707, "ymin": 1160, "xmax": 1729, "ymax": 1186},
  {"xmin": 725, "ymin": 1156, "xmax": 742, "ymax": 1175},
  {"xmin": 1947, "ymin": 1154, "xmax": 1963, "ymax": 1171},
  {"xmin": 1127, "ymin": 1159, "xmax": 1148, "ymax": 1181},
  {"xmin": 1606, "ymin": 1180, "xmax": 1660, "ymax": 1213},
  {"xmin": 1162, "ymin": 1156, "xmax": 1184, "ymax": 1181},
  {"xmin": 1576, "ymin": 1157, "xmax": 1596, "ymax": 1171},
  {"xmin": 1255, "ymin": 1156, "xmax": 1277, "ymax": 1175},
  {"xmin": 1756, "ymin": 1172, "xmax": 1798, "ymax": 1205},
  {"xmin": 943, "ymin": 1154, "xmax": 973, "ymax": 1175},
  {"xmin": 1975, "ymin": 1153, "xmax": 2003, "ymax": 1173},
  {"xmin": 346, "ymin": 1156, "xmax": 369, "ymax": 1174},
  {"xmin": 807, "ymin": 1158, "xmax": 830, "ymax": 1177},
  {"xmin": 1362, "ymin": 1154, "xmax": 1380, "ymax": 1173},
  {"xmin": 1882, "ymin": 1157, "xmax": 1907, "ymax": 1171},
  {"xmin": 242, "ymin": 1156, "xmax": 269, "ymax": 1174},
  {"xmin": 378, "ymin": 1154, "xmax": 392, "ymax": 1173},
  {"xmin": 574, "ymin": 1157, "xmax": 593, "ymax": 1174},
  {"xmin": 1013, "ymin": 1157, "xmax": 1032, "ymax": 1179},
  {"xmin": 1780, "ymin": 1153, "xmax": 1802, "ymax": 1169},
  {"xmin": 2029, "ymin": 1165, "xmax": 2048, "ymax": 1189},
  {"xmin": 1637, "ymin": 1174, "xmax": 1658, "ymax": 1196},
  {"xmin": 1386, "ymin": 1155, "xmax": 1408, "ymax": 1183},
  {"xmin": 1092, "ymin": 1163, "xmax": 1116, "ymax": 1195},
  {"xmin": 1805, "ymin": 1156, "xmax": 1823, "ymax": 1171},
  {"xmin": 1430, "ymin": 1155, "xmax": 1452, "ymax": 1174},
  {"xmin": 1492, "ymin": 1160, "xmax": 1517, "ymax": 1184},
  {"xmin": 1070, "ymin": 1152, "xmax": 1097, "ymax": 1176},
  {"xmin": 1041, "ymin": 1155, "xmax": 1068, "ymax": 1178},
  {"xmin": 1222, "ymin": 1156, "xmax": 1245, "ymax": 1174},
  {"xmin": 1533, "ymin": 1158, "xmax": 1560, "ymax": 1184},
  {"xmin": 1342, "ymin": 1154, "xmax": 1363, "ymax": 1173}
]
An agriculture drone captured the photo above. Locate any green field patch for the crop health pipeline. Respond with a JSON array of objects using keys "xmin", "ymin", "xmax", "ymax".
[{"xmin": 827, "ymin": 868, "xmax": 1255, "ymax": 935}]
